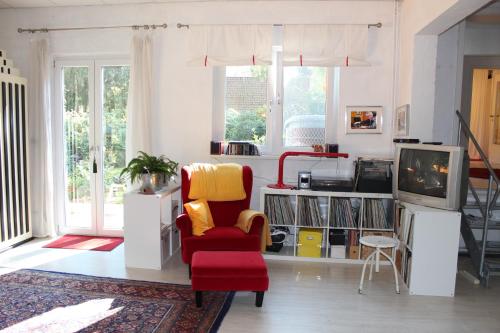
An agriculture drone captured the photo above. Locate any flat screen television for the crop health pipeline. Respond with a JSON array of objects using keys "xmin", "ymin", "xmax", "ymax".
[{"xmin": 393, "ymin": 144, "xmax": 465, "ymax": 210}]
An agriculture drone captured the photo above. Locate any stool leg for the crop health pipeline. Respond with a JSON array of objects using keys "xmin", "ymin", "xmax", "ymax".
[
  {"xmin": 369, "ymin": 251, "xmax": 375, "ymax": 281},
  {"xmin": 256, "ymin": 291, "xmax": 264, "ymax": 307},
  {"xmin": 359, "ymin": 251, "xmax": 376, "ymax": 294},
  {"xmin": 375, "ymin": 248, "xmax": 380, "ymax": 273},
  {"xmin": 195, "ymin": 291, "xmax": 202, "ymax": 307},
  {"xmin": 379, "ymin": 250, "xmax": 400, "ymax": 294}
]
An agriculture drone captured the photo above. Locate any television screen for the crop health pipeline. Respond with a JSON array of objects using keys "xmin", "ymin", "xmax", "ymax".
[{"xmin": 398, "ymin": 148, "xmax": 450, "ymax": 198}]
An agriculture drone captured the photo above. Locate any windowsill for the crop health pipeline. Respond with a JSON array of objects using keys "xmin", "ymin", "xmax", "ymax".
[{"xmin": 210, "ymin": 154, "xmax": 345, "ymax": 162}]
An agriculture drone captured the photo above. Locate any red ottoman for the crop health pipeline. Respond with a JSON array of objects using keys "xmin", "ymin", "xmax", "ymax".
[{"xmin": 191, "ymin": 251, "xmax": 269, "ymax": 307}]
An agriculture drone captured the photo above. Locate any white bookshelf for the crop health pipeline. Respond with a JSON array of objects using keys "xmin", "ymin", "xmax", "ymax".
[
  {"xmin": 124, "ymin": 185, "xmax": 181, "ymax": 270},
  {"xmin": 396, "ymin": 202, "xmax": 461, "ymax": 297},
  {"xmin": 260, "ymin": 187, "xmax": 395, "ymax": 263}
]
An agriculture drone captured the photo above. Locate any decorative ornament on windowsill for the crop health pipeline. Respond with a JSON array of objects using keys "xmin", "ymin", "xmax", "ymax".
[{"xmin": 120, "ymin": 151, "xmax": 179, "ymax": 194}]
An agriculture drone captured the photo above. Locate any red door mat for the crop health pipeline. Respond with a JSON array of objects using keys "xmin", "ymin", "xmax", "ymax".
[{"xmin": 43, "ymin": 235, "xmax": 124, "ymax": 251}]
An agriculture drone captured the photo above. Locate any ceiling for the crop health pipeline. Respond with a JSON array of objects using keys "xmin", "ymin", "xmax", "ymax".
[
  {"xmin": 0, "ymin": 0, "xmax": 386, "ymax": 9},
  {"xmin": 0, "ymin": 0, "xmax": 201, "ymax": 8}
]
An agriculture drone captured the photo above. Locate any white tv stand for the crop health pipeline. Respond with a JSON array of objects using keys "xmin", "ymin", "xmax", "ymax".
[{"xmin": 396, "ymin": 202, "xmax": 461, "ymax": 297}]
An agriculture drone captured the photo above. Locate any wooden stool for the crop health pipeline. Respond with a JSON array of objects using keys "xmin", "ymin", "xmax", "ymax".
[{"xmin": 358, "ymin": 235, "xmax": 400, "ymax": 294}]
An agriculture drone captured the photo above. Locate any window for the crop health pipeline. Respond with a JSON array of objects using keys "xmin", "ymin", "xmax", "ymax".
[{"xmin": 214, "ymin": 27, "xmax": 336, "ymax": 155}]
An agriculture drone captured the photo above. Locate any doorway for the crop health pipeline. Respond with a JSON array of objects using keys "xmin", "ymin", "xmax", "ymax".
[
  {"xmin": 469, "ymin": 69, "xmax": 500, "ymax": 164},
  {"xmin": 55, "ymin": 59, "xmax": 130, "ymax": 236}
]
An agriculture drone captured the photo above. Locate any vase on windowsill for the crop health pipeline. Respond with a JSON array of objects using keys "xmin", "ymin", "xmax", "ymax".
[
  {"xmin": 151, "ymin": 173, "xmax": 170, "ymax": 190},
  {"xmin": 140, "ymin": 173, "xmax": 155, "ymax": 194}
]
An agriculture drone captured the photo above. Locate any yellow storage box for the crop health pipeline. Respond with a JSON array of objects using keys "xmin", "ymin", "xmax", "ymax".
[{"xmin": 297, "ymin": 228, "xmax": 323, "ymax": 258}]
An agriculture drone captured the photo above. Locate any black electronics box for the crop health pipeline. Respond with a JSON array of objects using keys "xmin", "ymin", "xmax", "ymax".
[
  {"xmin": 311, "ymin": 177, "xmax": 353, "ymax": 192},
  {"xmin": 325, "ymin": 143, "xmax": 339, "ymax": 154},
  {"xmin": 329, "ymin": 229, "xmax": 346, "ymax": 246},
  {"xmin": 354, "ymin": 158, "xmax": 393, "ymax": 193}
]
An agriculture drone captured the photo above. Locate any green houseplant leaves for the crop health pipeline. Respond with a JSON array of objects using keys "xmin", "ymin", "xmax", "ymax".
[{"xmin": 120, "ymin": 151, "xmax": 178, "ymax": 184}]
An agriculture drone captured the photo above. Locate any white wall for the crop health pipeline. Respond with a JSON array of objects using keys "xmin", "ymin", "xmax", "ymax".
[
  {"xmin": 397, "ymin": 0, "xmax": 490, "ymax": 142},
  {"xmin": 464, "ymin": 22, "xmax": 500, "ymax": 55},
  {"xmin": 433, "ymin": 23, "xmax": 465, "ymax": 145},
  {"xmin": 0, "ymin": 1, "xmax": 396, "ymax": 209},
  {"xmin": 432, "ymin": 20, "xmax": 500, "ymax": 145}
]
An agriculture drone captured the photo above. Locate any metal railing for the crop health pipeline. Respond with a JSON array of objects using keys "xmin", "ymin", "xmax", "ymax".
[{"xmin": 456, "ymin": 110, "xmax": 500, "ymax": 278}]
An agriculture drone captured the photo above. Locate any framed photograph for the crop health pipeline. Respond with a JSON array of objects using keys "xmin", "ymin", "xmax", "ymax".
[
  {"xmin": 394, "ymin": 104, "xmax": 410, "ymax": 137},
  {"xmin": 345, "ymin": 106, "xmax": 383, "ymax": 134}
]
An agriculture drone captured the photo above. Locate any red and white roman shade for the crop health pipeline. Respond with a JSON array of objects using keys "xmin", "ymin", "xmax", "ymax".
[
  {"xmin": 186, "ymin": 25, "xmax": 273, "ymax": 67},
  {"xmin": 283, "ymin": 24, "xmax": 369, "ymax": 67},
  {"xmin": 185, "ymin": 24, "xmax": 370, "ymax": 67}
]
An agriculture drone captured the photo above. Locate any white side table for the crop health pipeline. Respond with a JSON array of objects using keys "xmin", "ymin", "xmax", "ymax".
[
  {"xmin": 358, "ymin": 235, "xmax": 400, "ymax": 294},
  {"xmin": 124, "ymin": 185, "xmax": 181, "ymax": 270}
]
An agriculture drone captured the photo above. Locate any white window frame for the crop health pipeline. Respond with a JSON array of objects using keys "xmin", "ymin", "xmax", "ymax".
[{"xmin": 213, "ymin": 44, "xmax": 338, "ymax": 156}]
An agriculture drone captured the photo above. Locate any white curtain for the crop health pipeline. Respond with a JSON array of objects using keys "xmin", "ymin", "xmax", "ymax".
[
  {"xmin": 186, "ymin": 25, "xmax": 273, "ymax": 66},
  {"xmin": 283, "ymin": 24, "xmax": 369, "ymax": 67},
  {"xmin": 126, "ymin": 33, "xmax": 153, "ymax": 164},
  {"xmin": 29, "ymin": 38, "xmax": 55, "ymax": 237}
]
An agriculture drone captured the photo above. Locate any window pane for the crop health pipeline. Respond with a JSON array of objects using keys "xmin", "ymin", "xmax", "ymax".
[
  {"xmin": 102, "ymin": 65, "xmax": 130, "ymax": 231},
  {"xmin": 62, "ymin": 66, "xmax": 91, "ymax": 229},
  {"xmin": 224, "ymin": 66, "xmax": 268, "ymax": 144},
  {"xmin": 283, "ymin": 67, "xmax": 327, "ymax": 147}
]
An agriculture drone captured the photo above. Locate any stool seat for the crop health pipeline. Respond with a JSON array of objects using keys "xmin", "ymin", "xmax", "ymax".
[
  {"xmin": 360, "ymin": 236, "xmax": 399, "ymax": 249},
  {"xmin": 358, "ymin": 235, "xmax": 400, "ymax": 295}
]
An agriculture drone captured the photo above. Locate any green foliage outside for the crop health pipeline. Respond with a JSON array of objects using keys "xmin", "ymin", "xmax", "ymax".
[
  {"xmin": 64, "ymin": 66, "xmax": 129, "ymax": 204},
  {"xmin": 225, "ymin": 106, "xmax": 267, "ymax": 144}
]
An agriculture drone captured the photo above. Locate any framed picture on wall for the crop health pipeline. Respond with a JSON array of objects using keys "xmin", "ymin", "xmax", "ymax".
[
  {"xmin": 345, "ymin": 106, "xmax": 383, "ymax": 134},
  {"xmin": 394, "ymin": 104, "xmax": 410, "ymax": 137}
]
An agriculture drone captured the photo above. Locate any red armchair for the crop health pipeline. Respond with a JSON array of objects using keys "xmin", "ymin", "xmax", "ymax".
[{"xmin": 176, "ymin": 165, "xmax": 264, "ymax": 268}]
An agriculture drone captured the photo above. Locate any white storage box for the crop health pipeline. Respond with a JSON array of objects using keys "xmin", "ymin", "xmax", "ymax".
[{"xmin": 331, "ymin": 245, "xmax": 346, "ymax": 259}]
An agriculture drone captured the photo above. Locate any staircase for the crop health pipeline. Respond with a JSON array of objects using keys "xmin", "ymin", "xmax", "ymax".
[{"xmin": 456, "ymin": 110, "xmax": 500, "ymax": 287}]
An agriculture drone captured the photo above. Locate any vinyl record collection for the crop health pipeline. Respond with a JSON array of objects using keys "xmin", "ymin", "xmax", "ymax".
[
  {"xmin": 363, "ymin": 199, "xmax": 391, "ymax": 229},
  {"xmin": 297, "ymin": 196, "xmax": 326, "ymax": 227},
  {"xmin": 399, "ymin": 248, "xmax": 412, "ymax": 285},
  {"xmin": 264, "ymin": 195, "xmax": 295, "ymax": 225},
  {"xmin": 225, "ymin": 141, "xmax": 260, "ymax": 156},
  {"xmin": 397, "ymin": 208, "xmax": 414, "ymax": 285},
  {"xmin": 329, "ymin": 198, "xmax": 359, "ymax": 228},
  {"xmin": 398, "ymin": 208, "xmax": 414, "ymax": 249}
]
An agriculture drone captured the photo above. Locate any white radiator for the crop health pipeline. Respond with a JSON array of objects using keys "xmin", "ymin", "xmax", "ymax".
[{"xmin": 0, "ymin": 66, "xmax": 31, "ymax": 251}]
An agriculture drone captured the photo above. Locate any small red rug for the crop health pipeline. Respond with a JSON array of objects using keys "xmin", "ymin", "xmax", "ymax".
[{"xmin": 43, "ymin": 235, "xmax": 124, "ymax": 251}]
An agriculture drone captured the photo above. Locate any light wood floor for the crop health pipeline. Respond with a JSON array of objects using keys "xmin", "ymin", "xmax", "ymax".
[{"xmin": 1, "ymin": 238, "xmax": 499, "ymax": 333}]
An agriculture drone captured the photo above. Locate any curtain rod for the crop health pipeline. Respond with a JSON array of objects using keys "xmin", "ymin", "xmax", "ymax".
[
  {"xmin": 17, "ymin": 23, "xmax": 168, "ymax": 34},
  {"xmin": 176, "ymin": 22, "xmax": 382, "ymax": 29}
]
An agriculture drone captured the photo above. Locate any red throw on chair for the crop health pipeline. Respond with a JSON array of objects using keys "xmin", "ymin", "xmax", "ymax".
[{"xmin": 176, "ymin": 165, "xmax": 264, "ymax": 268}]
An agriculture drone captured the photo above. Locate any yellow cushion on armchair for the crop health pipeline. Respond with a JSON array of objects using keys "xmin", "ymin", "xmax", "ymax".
[{"xmin": 184, "ymin": 199, "xmax": 215, "ymax": 236}]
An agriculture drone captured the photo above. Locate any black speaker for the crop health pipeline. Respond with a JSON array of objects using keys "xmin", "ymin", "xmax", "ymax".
[{"xmin": 325, "ymin": 143, "xmax": 339, "ymax": 153}]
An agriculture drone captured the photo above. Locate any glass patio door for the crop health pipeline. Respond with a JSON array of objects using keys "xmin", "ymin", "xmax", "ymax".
[{"xmin": 55, "ymin": 59, "xmax": 129, "ymax": 236}]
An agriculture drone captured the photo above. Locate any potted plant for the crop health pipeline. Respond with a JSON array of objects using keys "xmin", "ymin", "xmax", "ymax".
[{"xmin": 120, "ymin": 151, "xmax": 178, "ymax": 194}]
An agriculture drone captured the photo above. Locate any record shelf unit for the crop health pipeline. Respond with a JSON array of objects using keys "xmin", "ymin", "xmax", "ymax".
[{"xmin": 260, "ymin": 187, "xmax": 395, "ymax": 262}]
